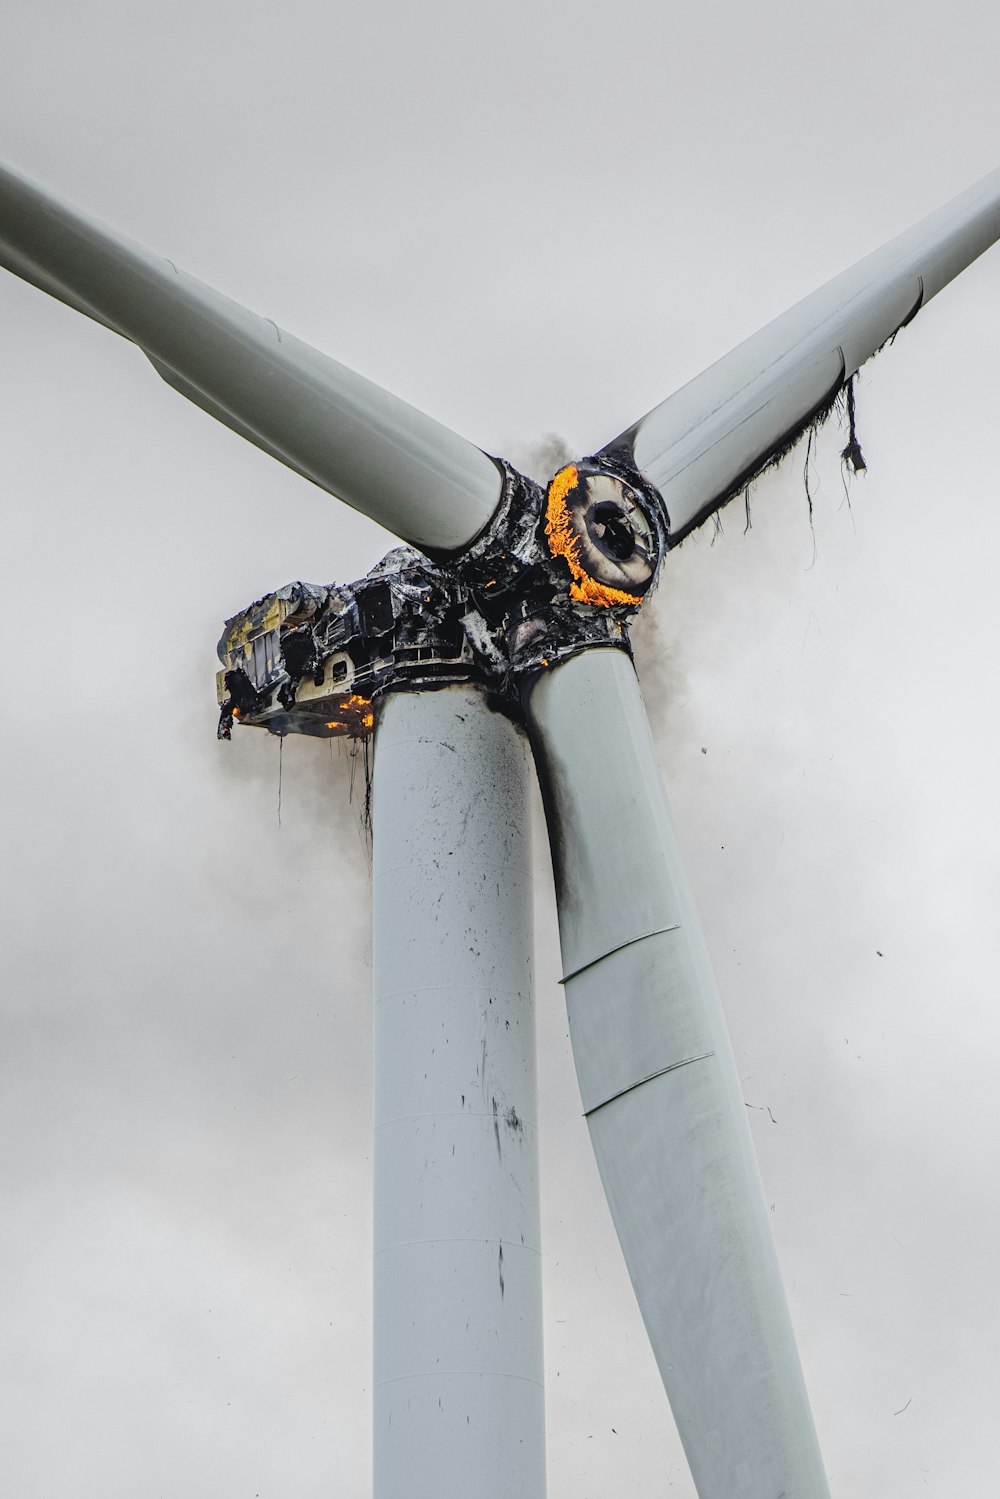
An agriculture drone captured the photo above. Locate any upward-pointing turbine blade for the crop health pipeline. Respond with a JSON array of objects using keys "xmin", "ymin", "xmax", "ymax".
[
  {"xmin": 600, "ymin": 166, "xmax": 1000, "ymax": 543},
  {"xmin": 524, "ymin": 648, "xmax": 830, "ymax": 1499},
  {"xmin": 0, "ymin": 162, "xmax": 502, "ymax": 553}
]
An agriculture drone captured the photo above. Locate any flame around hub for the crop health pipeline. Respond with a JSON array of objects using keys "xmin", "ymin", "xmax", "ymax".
[{"xmin": 544, "ymin": 465, "xmax": 656, "ymax": 608}]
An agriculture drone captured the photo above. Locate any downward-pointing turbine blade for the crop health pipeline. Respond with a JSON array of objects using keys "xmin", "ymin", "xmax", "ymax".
[
  {"xmin": 0, "ymin": 162, "xmax": 502, "ymax": 553},
  {"xmin": 601, "ymin": 166, "xmax": 1000, "ymax": 542},
  {"xmin": 524, "ymin": 648, "xmax": 830, "ymax": 1499}
]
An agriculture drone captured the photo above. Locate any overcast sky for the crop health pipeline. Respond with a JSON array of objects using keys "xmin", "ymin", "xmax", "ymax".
[{"xmin": 2, "ymin": 2, "xmax": 1000, "ymax": 1494}]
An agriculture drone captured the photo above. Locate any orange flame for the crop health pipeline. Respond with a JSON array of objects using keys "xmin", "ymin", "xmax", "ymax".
[
  {"xmin": 328, "ymin": 694, "xmax": 374, "ymax": 736},
  {"xmin": 544, "ymin": 466, "xmax": 643, "ymax": 608}
]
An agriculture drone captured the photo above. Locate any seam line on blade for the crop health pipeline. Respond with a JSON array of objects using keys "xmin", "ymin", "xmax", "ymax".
[
  {"xmin": 560, "ymin": 923, "xmax": 681, "ymax": 983},
  {"xmin": 583, "ymin": 1051, "xmax": 716, "ymax": 1118}
]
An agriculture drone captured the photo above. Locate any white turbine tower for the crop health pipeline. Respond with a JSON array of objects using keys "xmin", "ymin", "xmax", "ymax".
[{"xmin": 2, "ymin": 160, "xmax": 998, "ymax": 1499}]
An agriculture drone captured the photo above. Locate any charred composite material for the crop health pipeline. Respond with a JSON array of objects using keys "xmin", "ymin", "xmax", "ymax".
[
  {"xmin": 4, "ymin": 156, "xmax": 1000, "ymax": 1498},
  {"xmin": 214, "ymin": 551, "xmax": 475, "ymax": 741}
]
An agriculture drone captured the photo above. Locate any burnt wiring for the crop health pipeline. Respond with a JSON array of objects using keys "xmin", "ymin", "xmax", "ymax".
[{"xmin": 840, "ymin": 374, "xmax": 867, "ymax": 475}]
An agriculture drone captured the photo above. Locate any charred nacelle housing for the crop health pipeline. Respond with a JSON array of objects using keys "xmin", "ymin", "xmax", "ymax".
[
  {"xmin": 216, "ymin": 550, "xmax": 473, "ymax": 739},
  {"xmin": 216, "ymin": 457, "xmax": 667, "ymax": 741}
]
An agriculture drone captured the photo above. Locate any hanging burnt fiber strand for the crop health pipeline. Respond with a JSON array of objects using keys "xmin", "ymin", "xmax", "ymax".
[
  {"xmin": 841, "ymin": 375, "xmax": 867, "ymax": 474},
  {"xmin": 679, "ymin": 361, "xmax": 871, "ymax": 547}
]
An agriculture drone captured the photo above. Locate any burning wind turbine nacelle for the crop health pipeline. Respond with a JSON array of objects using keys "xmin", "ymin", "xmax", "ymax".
[
  {"xmin": 216, "ymin": 549, "xmax": 474, "ymax": 740},
  {"xmin": 215, "ymin": 458, "xmax": 668, "ymax": 740}
]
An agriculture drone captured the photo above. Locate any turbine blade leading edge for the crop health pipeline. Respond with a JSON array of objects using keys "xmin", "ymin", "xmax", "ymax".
[
  {"xmin": 599, "ymin": 166, "xmax": 1000, "ymax": 543},
  {"xmin": 0, "ymin": 162, "xmax": 502, "ymax": 553},
  {"xmin": 523, "ymin": 647, "xmax": 831, "ymax": 1499}
]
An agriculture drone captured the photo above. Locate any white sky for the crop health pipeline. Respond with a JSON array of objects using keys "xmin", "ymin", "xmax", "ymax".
[{"xmin": 2, "ymin": 1, "xmax": 999, "ymax": 1494}]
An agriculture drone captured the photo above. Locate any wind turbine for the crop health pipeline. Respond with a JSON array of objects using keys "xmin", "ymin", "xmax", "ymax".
[{"xmin": 2, "ymin": 160, "xmax": 998, "ymax": 1499}]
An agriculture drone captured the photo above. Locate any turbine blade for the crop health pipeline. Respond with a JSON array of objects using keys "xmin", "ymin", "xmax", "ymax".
[
  {"xmin": 600, "ymin": 166, "xmax": 1000, "ymax": 542},
  {"xmin": 523, "ymin": 647, "xmax": 830, "ymax": 1499},
  {"xmin": 0, "ymin": 162, "xmax": 502, "ymax": 553}
]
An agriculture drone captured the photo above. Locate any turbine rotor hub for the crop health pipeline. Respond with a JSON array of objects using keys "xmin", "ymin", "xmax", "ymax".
[{"xmin": 543, "ymin": 463, "xmax": 660, "ymax": 607}]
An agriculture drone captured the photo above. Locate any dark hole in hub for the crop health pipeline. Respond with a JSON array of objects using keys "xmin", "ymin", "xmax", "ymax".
[{"xmin": 590, "ymin": 501, "xmax": 636, "ymax": 561}]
